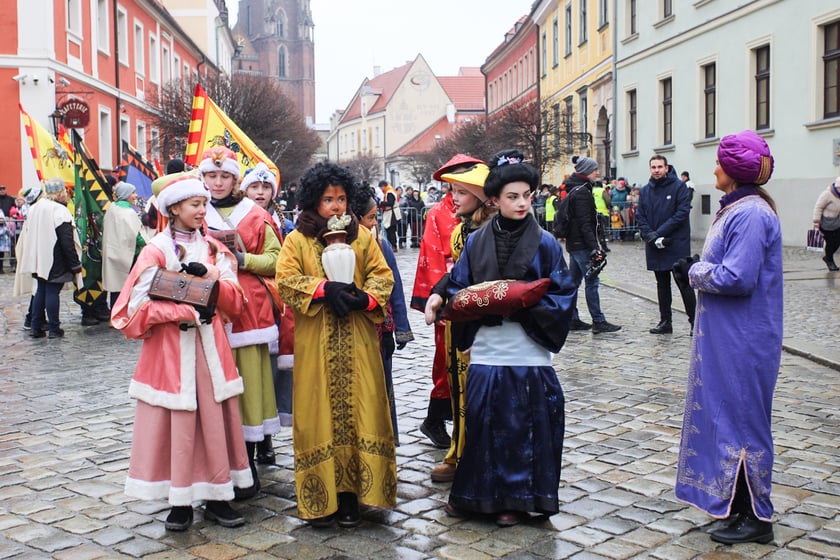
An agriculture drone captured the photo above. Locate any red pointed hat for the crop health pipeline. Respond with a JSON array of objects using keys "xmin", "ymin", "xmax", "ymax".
[{"xmin": 433, "ymin": 154, "xmax": 486, "ymax": 181}]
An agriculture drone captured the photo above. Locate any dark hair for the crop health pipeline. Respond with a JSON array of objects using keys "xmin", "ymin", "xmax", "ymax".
[
  {"xmin": 650, "ymin": 154, "xmax": 668, "ymax": 165},
  {"xmin": 483, "ymin": 148, "xmax": 540, "ymax": 199},
  {"xmin": 297, "ymin": 162, "xmax": 357, "ymax": 212},
  {"xmin": 166, "ymin": 158, "xmax": 186, "ymax": 174},
  {"xmin": 349, "ymin": 183, "xmax": 377, "ymax": 219},
  {"xmin": 681, "ymin": 171, "xmax": 690, "ymax": 179}
]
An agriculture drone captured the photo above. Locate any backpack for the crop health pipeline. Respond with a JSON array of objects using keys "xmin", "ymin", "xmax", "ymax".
[{"xmin": 552, "ymin": 185, "xmax": 585, "ymax": 238}]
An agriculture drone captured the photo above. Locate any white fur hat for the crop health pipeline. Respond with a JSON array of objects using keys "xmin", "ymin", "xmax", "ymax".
[
  {"xmin": 198, "ymin": 146, "xmax": 240, "ymax": 178},
  {"xmin": 240, "ymin": 162, "xmax": 277, "ymax": 198},
  {"xmin": 156, "ymin": 176, "xmax": 210, "ymax": 217}
]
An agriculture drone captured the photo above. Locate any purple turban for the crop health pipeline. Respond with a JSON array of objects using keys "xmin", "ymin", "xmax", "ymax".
[{"xmin": 717, "ymin": 130, "xmax": 774, "ymax": 185}]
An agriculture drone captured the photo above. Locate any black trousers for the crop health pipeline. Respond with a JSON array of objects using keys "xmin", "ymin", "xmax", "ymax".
[
  {"xmin": 654, "ymin": 268, "xmax": 696, "ymax": 324},
  {"xmin": 823, "ymin": 227, "xmax": 840, "ymax": 261}
]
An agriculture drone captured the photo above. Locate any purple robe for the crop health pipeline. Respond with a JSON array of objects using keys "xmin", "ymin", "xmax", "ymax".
[{"xmin": 675, "ymin": 195, "xmax": 783, "ymax": 522}]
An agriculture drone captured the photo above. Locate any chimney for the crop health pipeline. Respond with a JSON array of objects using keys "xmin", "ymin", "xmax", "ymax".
[{"xmin": 373, "ymin": 65, "xmax": 381, "ymax": 77}]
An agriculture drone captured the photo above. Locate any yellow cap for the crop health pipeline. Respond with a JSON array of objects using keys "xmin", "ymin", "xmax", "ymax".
[{"xmin": 440, "ymin": 163, "xmax": 490, "ymax": 202}]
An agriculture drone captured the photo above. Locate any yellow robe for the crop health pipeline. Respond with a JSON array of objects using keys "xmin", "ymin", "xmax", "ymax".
[{"xmin": 276, "ymin": 226, "xmax": 396, "ymax": 519}]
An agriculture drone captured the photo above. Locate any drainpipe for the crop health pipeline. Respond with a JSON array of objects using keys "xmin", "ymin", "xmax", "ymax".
[
  {"xmin": 611, "ymin": 0, "xmax": 618, "ymax": 177},
  {"xmin": 113, "ymin": 0, "xmax": 121, "ymax": 168},
  {"xmin": 215, "ymin": 19, "xmax": 226, "ymax": 71}
]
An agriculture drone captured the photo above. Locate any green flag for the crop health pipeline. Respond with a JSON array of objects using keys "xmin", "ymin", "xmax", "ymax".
[{"xmin": 71, "ymin": 130, "xmax": 113, "ymax": 310}]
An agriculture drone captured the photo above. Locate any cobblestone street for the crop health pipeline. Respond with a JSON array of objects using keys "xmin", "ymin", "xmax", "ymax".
[{"xmin": 1, "ymin": 240, "xmax": 839, "ymax": 559}]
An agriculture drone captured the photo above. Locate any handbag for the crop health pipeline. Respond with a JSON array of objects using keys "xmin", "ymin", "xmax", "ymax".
[
  {"xmin": 807, "ymin": 228, "xmax": 825, "ymax": 252},
  {"xmin": 148, "ymin": 268, "xmax": 220, "ymax": 307}
]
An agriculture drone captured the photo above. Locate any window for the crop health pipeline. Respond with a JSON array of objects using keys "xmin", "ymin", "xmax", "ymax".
[
  {"xmin": 67, "ymin": 0, "xmax": 82, "ymax": 35},
  {"xmin": 136, "ymin": 122, "xmax": 147, "ymax": 157},
  {"xmin": 246, "ymin": 6, "xmax": 252, "ymax": 36},
  {"xmin": 663, "ymin": 0, "xmax": 673, "ymax": 18},
  {"xmin": 703, "ymin": 63, "xmax": 716, "ymax": 138},
  {"xmin": 117, "ymin": 9, "xmax": 128, "ymax": 65},
  {"xmin": 134, "ymin": 22, "xmax": 144, "ymax": 75},
  {"xmin": 278, "ymin": 47, "xmax": 287, "ymax": 77},
  {"xmin": 162, "ymin": 44, "xmax": 170, "ymax": 83},
  {"xmin": 628, "ymin": 89, "xmax": 637, "ymax": 151},
  {"xmin": 578, "ymin": 91, "xmax": 588, "ymax": 148},
  {"xmin": 599, "ymin": 0, "xmax": 608, "ymax": 28},
  {"xmin": 552, "ymin": 18, "xmax": 559, "ymax": 66},
  {"xmin": 99, "ymin": 108, "xmax": 113, "ymax": 169},
  {"xmin": 120, "ymin": 117, "xmax": 130, "ymax": 155},
  {"xmin": 149, "ymin": 35, "xmax": 159, "ymax": 83},
  {"xmin": 629, "ymin": 0, "xmax": 637, "ymax": 35},
  {"xmin": 755, "ymin": 45, "xmax": 770, "ymax": 129},
  {"xmin": 541, "ymin": 31, "xmax": 547, "ymax": 76},
  {"xmin": 96, "ymin": 0, "xmax": 109, "ymax": 52},
  {"xmin": 565, "ymin": 4, "xmax": 572, "ymax": 55},
  {"xmin": 552, "ymin": 103, "xmax": 561, "ymax": 152},
  {"xmin": 173, "ymin": 55, "xmax": 181, "ymax": 82},
  {"xmin": 150, "ymin": 128, "xmax": 160, "ymax": 162},
  {"xmin": 564, "ymin": 96, "xmax": 574, "ymax": 148},
  {"xmin": 579, "ymin": 0, "xmax": 588, "ymax": 44},
  {"xmin": 824, "ymin": 20, "xmax": 840, "ymax": 118},
  {"xmin": 661, "ymin": 77, "xmax": 673, "ymax": 145}
]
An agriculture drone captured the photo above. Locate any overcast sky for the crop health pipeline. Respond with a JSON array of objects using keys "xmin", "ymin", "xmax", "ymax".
[{"xmin": 227, "ymin": 0, "xmax": 534, "ymax": 123}]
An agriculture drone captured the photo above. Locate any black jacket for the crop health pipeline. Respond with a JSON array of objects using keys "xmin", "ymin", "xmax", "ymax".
[{"xmin": 563, "ymin": 173, "xmax": 599, "ymax": 253}]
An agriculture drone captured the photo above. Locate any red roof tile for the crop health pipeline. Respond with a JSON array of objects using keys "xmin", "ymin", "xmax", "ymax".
[
  {"xmin": 339, "ymin": 61, "xmax": 412, "ymax": 124},
  {"xmin": 438, "ymin": 76, "xmax": 485, "ymax": 112}
]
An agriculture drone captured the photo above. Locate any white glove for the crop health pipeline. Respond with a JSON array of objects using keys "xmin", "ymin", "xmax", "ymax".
[{"xmin": 654, "ymin": 237, "xmax": 666, "ymax": 249}]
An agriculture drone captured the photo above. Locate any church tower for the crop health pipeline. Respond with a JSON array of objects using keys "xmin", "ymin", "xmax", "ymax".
[{"xmin": 233, "ymin": 0, "xmax": 315, "ymax": 124}]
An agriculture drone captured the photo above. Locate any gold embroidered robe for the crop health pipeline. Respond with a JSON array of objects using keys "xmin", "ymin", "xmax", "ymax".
[{"xmin": 275, "ymin": 226, "xmax": 396, "ymax": 519}]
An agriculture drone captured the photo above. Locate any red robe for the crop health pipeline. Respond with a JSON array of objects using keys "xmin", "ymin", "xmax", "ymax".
[{"xmin": 410, "ymin": 193, "xmax": 458, "ymax": 311}]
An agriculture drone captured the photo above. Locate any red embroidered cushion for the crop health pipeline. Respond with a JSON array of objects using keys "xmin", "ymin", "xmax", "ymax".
[{"xmin": 440, "ymin": 278, "xmax": 551, "ymax": 322}]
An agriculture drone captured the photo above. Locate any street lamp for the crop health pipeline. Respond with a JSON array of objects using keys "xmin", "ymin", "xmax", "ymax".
[{"xmin": 49, "ymin": 108, "xmax": 64, "ymax": 135}]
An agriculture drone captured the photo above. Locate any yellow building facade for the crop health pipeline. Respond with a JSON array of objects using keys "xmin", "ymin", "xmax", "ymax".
[{"xmin": 532, "ymin": 0, "xmax": 614, "ymax": 185}]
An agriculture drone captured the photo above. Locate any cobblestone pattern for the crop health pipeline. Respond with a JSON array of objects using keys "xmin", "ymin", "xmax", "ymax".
[{"xmin": 0, "ymin": 241, "xmax": 838, "ymax": 559}]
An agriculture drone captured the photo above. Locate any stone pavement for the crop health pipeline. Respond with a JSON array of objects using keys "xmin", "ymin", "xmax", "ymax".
[{"xmin": 0, "ymin": 240, "xmax": 839, "ymax": 560}]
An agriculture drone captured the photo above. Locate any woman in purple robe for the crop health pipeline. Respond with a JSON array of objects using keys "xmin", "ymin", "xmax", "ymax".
[{"xmin": 674, "ymin": 130, "xmax": 781, "ymax": 545}]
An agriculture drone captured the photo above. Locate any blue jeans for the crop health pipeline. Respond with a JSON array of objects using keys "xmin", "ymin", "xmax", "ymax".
[
  {"xmin": 31, "ymin": 278, "xmax": 62, "ymax": 333},
  {"xmin": 568, "ymin": 249, "xmax": 605, "ymax": 323}
]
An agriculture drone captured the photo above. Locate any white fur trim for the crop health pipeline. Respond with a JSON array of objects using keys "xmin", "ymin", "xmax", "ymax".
[
  {"xmin": 199, "ymin": 155, "xmax": 240, "ymax": 178},
  {"xmin": 204, "ymin": 197, "xmax": 255, "ymax": 231},
  {"xmin": 225, "ymin": 323, "xmax": 278, "ymax": 349},
  {"xmin": 198, "ymin": 323, "xmax": 244, "ymax": 402},
  {"xmin": 125, "ymin": 477, "xmax": 242, "ymax": 505},
  {"xmin": 156, "ymin": 177, "xmax": 210, "ymax": 218},
  {"xmin": 242, "ymin": 416, "xmax": 283, "ymax": 442},
  {"xmin": 240, "ymin": 162, "xmax": 277, "ymax": 198},
  {"xmin": 277, "ymin": 355, "xmax": 294, "ymax": 369}
]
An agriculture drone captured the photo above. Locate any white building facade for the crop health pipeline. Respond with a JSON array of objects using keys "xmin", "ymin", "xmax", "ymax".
[{"xmin": 614, "ymin": 0, "xmax": 840, "ymax": 245}]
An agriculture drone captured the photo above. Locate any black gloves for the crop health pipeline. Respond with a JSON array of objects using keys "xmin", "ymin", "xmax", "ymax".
[
  {"xmin": 396, "ymin": 340, "xmax": 408, "ymax": 351},
  {"xmin": 673, "ymin": 254, "xmax": 700, "ymax": 288},
  {"xmin": 381, "ymin": 331, "xmax": 396, "ymax": 357},
  {"xmin": 322, "ymin": 281, "xmax": 352, "ymax": 318},
  {"xmin": 342, "ymin": 285, "xmax": 370, "ymax": 311},
  {"xmin": 194, "ymin": 303, "xmax": 216, "ymax": 324},
  {"xmin": 645, "ymin": 232, "xmax": 671, "ymax": 249},
  {"xmin": 181, "ymin": 262, "xmax": 208, "ymax": 277},
  {"xmin": 644, "ymin": 231, "xmax": 659, "ymax": 244},
  {"xmin": 585, "ymin": 249, "xmax": 607, "ymax": 280}
]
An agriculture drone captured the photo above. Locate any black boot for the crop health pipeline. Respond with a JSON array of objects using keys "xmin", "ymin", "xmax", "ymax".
[
  {"xmin": 710, "ymin": 512, "xmax": 773, "ymax": 544},
  {"xmin": 824, "ymin": 255, "xmax": 839, "ymax": 271},
  {"xmin": 256, "ymin": 435, "xmax": 276, "ymax": 465},
  {"xmin": 420, "ymin": 398, "xmax": 451, "ymax": 449},
  {"xmin": 164, "ymin": 506, "xmax": 193, "ymax": 531},
  {"xmin": 337, "ymin": 492, "xmax": 361, "ymax": 528},
  {"xmin": 234, "ymin": 442, "xmax": 260, "ymax": 501},
  {"xmin": 204, "ymin": 501, "xmax": 245, "ymax": 528},
  {"xmin": 649, "ymin": 320, "xmax": 673, "ymax": 334}
]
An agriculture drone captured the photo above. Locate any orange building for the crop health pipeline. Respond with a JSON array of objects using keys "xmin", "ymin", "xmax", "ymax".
[{"xmin": 3, "ymin": 0, "xmax": 229, "ymax": 194}]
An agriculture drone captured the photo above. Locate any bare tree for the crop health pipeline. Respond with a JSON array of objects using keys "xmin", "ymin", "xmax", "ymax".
[
  {"xmin": 148, "ymin": 73, "xmax": 321, "ymax": 185},
  {"xmin": 341, "ymin": 152, "xmax": 382, "ymax": 185}
]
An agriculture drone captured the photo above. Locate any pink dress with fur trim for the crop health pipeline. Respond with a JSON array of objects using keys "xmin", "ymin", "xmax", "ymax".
[{"xmin": 112, "ymin": 230, "xmax": 252, "ymax": 505}]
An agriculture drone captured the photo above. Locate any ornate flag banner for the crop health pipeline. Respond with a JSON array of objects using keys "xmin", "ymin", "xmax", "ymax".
[
  {"xmin": 117, "ymin": 140, "xmax": 157, "ymax": 200},
  {"xmin": 19, "ymin": 104, "xmax": 76, "ymax": 190},
  {"xmin": 184, "ymin": 83, "xmax": 280, "ymax": 180},
  {"xmin": 72, "ymin": 130, "xmax": 113, "ymax": 311}
]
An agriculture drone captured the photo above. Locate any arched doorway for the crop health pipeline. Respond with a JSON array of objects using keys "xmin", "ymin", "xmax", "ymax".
[{"xmin": 595, "ymin": 106, "xmax": 610, "ymax": 178}]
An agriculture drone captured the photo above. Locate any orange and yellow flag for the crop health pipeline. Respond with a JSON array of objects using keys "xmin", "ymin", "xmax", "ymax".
[
  {"xmin": 184, "ymin": 84, "xmax": 280, "ymax": 181},
  {"xmin": 19, "ymin": 104, "xmax": 76, "ymax": 189}
]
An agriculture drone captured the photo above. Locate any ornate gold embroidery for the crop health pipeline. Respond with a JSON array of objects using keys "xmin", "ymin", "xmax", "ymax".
[{"xmin": 300, "ymin": 474, "xmax": 328, "ymax": 515}]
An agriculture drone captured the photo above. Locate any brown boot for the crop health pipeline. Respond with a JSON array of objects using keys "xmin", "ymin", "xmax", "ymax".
[{"xmin": 430, "ymin": 462, "xmax": 456, "ymax": 482}]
